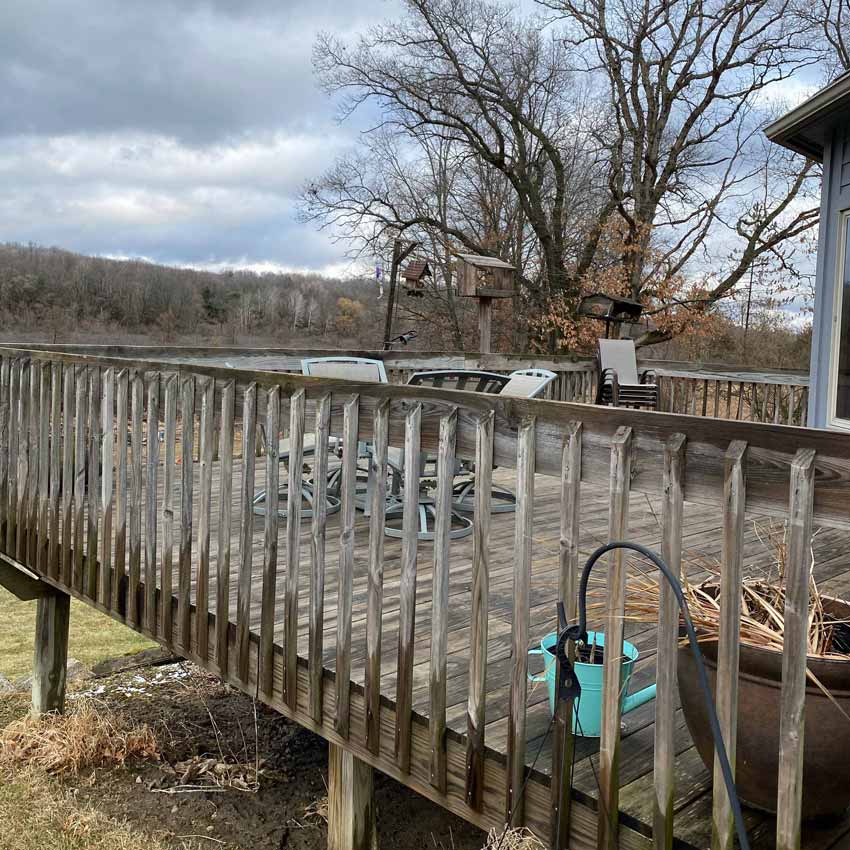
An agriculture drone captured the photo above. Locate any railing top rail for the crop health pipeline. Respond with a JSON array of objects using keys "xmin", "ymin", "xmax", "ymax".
[
  {"xmin": 1, "ymin": 344, "xmax": 845, "ymax": 526},
  {"xmin": 0, "ymin": 343, "xmax": 809, "ymax": 383}
]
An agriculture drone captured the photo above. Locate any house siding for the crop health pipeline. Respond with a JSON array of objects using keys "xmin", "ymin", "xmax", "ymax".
[{"xmin": 810, "ymin": 123, "xmax": 850, "ymax": 427}]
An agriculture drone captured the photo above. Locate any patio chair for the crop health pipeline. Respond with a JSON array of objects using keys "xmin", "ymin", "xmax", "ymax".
[
  {"xmin": 499, "ymin": 368, "xmax": 557, "ymax": 399},
  {"xmin": 301, "ymin": 356, "xmax": 388, "ymax": 383},
  {"xmin": 384, "ymin": 370, "xmax": 511, "ymax": 541},
  {"xmin": 252, "ymin": 356, "xmax": 388, "ymax": 520},
  {"xmin": 595, "ymin": 339, "xmax": 658, "ymax": 410},
  {"xmin": 451, "ymin": 368, "xmax": 557, "ymax": 515}
]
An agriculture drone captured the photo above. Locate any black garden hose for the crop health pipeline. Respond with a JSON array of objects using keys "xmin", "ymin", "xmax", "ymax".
[{"xmin": 559, "ymin": 541, "xmax": 751, "ymax": 850}]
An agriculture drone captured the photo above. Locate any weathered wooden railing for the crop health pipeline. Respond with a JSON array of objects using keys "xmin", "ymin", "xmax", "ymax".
[
  {"xmin": 0, "ymin": 345, "xmax": 839, "ymax": 850},
  {"xmin": 5, "ymin": 344, "xmax": 810, "ymax": 425}
]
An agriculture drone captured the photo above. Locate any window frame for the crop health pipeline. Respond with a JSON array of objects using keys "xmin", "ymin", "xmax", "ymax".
[{"xmin": 828, "ymin": 209, "xmax": 850, "ymax": 431}]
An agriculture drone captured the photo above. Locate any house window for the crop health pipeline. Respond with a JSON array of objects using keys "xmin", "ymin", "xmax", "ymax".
[{"xmin": 831, "ymin": 212, "xmax": 850, "ymax": 427}]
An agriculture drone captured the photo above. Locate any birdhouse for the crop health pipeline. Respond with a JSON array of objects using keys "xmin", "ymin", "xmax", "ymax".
[
  {"xmin": 577, "ymin": 292, "xmax": 645, "ymax": 339},
  {"xmin": 401, "ymin": 259, "xmax": 432, "ymax": 297},
  {"xmin": 455, "ymin": 254, "xmax": 515, "ymax": 298}
]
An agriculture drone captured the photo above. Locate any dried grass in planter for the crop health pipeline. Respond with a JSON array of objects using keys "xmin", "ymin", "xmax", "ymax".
[
  {"xmin": 586, "ymin": 521, "xmax": 850, "ymax": 660},
  {"xmin": 482, "ymin": 827, "xmax": 546, "ymax": 849},
  {"xmin": 0, "ymin": 699, "xmax": 159, "ymax": 777}
]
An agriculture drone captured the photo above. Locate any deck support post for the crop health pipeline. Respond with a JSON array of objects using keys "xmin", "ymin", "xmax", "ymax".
[
  {"xmin": 31, "ymin": 585, "xmax": 70, "ymax": 716},
  {"xmin": 328, "ymin": 743, "xmax": 378, "ymax": 850}
]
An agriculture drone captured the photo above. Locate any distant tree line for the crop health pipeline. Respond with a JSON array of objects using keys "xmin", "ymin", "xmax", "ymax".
[{"xmin": 0, "ymin": 243, "xmax": 383, "ymax": 347}]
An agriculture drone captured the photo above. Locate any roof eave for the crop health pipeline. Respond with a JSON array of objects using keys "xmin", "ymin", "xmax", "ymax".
[{"xmin": 764, "ymin": 71, "xmax": 850, "ymax": 163}]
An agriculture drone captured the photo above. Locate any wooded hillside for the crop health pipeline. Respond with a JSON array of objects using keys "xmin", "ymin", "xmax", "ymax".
[{"xmin": 0, "ymin": 243, "xmax": 382, "ymax": 347}]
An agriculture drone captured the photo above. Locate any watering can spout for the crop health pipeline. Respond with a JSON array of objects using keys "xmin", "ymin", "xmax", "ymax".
[{"xmin": 623, "ymin": 684, "xmax": 657, "ymax": 714}]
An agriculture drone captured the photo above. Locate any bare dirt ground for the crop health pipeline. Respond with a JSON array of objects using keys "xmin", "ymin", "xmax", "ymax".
[{"xmin": 0, "ymin": 659, "xmax": 488, "ymax": 850}]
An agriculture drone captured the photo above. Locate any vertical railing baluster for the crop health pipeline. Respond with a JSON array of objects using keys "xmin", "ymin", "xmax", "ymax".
[
  {"xmin": 128, "ymin": 372, "xmax": 144, "ymax": 627},
  {"xmin": 47, "ymin": 362, "xmax": 61, "ymax": 581},
  {"xmin": 16, "ymin": 361, "xmax": 30, "ymax": 564},
  {"xmin": 550, "ymin": 420, "xmax": 582, "ymax": 847},
  {"xmin": 216, "ymin": 381, "xmax": 236, "ymax": 677},
  {"xmin": 260, "ymin": 385, "xmax": 281, "ymax": 698},
  {"xmin": 196, "ymin": 377, "xmax": 215, "ymax": 662},
  {"xmin": 72, "ymin": 366, "xmax": 86, "ymax": 590},
  {"xmin": 59, "ymin": 365, "xmax": 73, "ymax": 586},
  {"xmin": 365, "ymin": 397, "xmax": 390, "ymax": 754},
  {"xmin": 654, "ymin": 433, "xmax": 686, "ymax": 850},
  {"xmin": 776, "ymin": 448, "xmax": 815, "ymax": 850},
  {"xmin": 236, "ymin": 382, "xmax": 256, "ymax": 682},
  {"xmin": 0, "ymin": 356, "xmax": 10, "ymax": 546},
  {"xmin": 711, "ymin": 440, "xmax": 747, "ymax": 850},
  {"xmin": 394, "ymin": 401, "xmax": 421, "ymax": 770},
  {"xmin": 335, "ymin": 394, "xmax": 359, "ymax": 738},
  {"xmin": 27, "ymin": 361, "xmax": 39, "ymax": 566},
  {"xmin": 308, "ymin": 393, "xmax": 331, "ymax": 723},
  {"xmin": 284, "ymin": 388, "xmax": 306, "ymax": 707},
  {"xmin": 6, "ymin": 360, "xmax": 20, "ymax": 556},
  {"xmin": 37, "ymin": 362, "xmax": 50, "ymax": 574},
  {"xmin": 113, "ymin": 369, "xmax": 128, "ymax": 613},
  {"xmin": 506, "ymin": 415, "xmax": 536, "ymax": 824},
  {"xmin": 161, "ymin": 375, "xmax": 178, "ymax": 644},
  {"xmin": 465, "ymin": 409, "xmax": 494, "ymax": 809},
  {"xmin": 430, "ymin": 407, "xmax": 459, "ymax": 795},
  {"xmin": 598, "ymin": 424, "xmax": 633, "ymax": 850},
  {"xmin": 85, "ymin": 367, "xmax": 101, "ymax": 599},
  {"xmin": 179, "ymin": 375, "xmax": 196, "ymax": 651},
  {"xmin": 100, "ymin": 368, "xmax": 114, "ymax": 605},
  {"xmin": 145, "ymin": 374, "xmax": 160, "ymax": 635}
]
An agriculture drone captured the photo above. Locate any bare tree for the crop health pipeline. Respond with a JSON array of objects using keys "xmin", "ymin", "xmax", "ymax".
[
  {"xmin": 309, "ymin": 0, "xmax": 824, "ymax": 349},
  {"xmin": 794, "ymin": 0, "xmax": 850, "ymax": 71},
  {"xmin": 311, "ymin": 0, "xmax": 611, "ymax": 307},
  {"xmin": 540, "ymin": 0, "xmax": 821, "ymax": 341}
]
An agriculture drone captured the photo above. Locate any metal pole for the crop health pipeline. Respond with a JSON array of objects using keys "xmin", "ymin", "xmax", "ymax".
[{"xmin": 382, "ymin": 240, "xmax": 417, "ymax": 350}]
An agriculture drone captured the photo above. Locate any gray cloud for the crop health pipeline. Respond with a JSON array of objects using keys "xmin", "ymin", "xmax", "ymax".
[{"xmin": 0, "ymin": 0, "xmax": 396, "ymax": 271}]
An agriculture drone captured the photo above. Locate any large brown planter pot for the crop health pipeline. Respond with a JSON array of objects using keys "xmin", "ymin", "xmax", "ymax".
[{"xmin": 677, "ymin": 599, "xmax": 850, "ymax": 820}]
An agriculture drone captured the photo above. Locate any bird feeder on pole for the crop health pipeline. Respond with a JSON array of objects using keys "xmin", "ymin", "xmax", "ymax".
[{"xmin": 455, "ymin": 254, "xmax": 516, "ymax": 353}]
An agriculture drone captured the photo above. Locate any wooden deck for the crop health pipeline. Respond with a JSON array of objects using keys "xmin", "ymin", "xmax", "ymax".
[
  {"xmin": 131, "ymin": 453, "xmax": 850, "ymax": 850},
  {"xmin": 4, "ymin": 348, "xmax": 850, "ymax": 850}
]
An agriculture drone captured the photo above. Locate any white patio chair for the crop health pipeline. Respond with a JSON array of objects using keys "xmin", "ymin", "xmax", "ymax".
[
  {"xmin": 301, "ymin": 356, "xmax": 388, "ymax": 383},
  {"xmin": 450, "ymin": 368, "xmax": 557, "ymax": 515},
  {"xmin": 595, "ymin": 339, "xmax": 658, "ymax": 410},
  {"xmin": 253, "ymin": 356, "xmax": 388, "ymax": 520},
  {"xmin": 499, "ymin": 368, "xmax": 557, "ymax": 399}
]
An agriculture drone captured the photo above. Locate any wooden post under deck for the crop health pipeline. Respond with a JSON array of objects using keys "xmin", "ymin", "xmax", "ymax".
[
  {"xmin": 32, "ymin": 586, "xmax": 70, "ymax": 716},
  {"xmin": 328, "ymin": 743, "xmax": 378, "ymax": 850}
]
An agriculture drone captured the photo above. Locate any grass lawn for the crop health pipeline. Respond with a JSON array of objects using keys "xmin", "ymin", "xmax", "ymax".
[
  {"xmin": 0, "ymin": 768, "xmax": 176, "ymax": 850},
  {"xmin": 0, "ymin": 588, "xmax": 154, "ymax": 680}
]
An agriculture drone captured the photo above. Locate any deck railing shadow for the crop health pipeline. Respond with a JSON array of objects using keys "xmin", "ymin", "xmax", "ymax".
[{"xmin": 0, "ymin": 345, "xmax": 839, "ymax": 850}]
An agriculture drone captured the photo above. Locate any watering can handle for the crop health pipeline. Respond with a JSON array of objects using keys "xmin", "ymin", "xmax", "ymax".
[{"xmin": 527, "ymin": 648, "xmax": 550, "ymax": 684}]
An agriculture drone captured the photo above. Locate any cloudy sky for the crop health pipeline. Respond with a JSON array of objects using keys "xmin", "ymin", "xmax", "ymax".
[{"xmin": 0, "ymin": 0, "xmax": 399, "ymax": 275}]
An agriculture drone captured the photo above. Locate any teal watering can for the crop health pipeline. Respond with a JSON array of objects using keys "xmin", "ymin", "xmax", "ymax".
[{"xmin": 528, "ymin": 630, "xmax": 656, "ymax": 737}]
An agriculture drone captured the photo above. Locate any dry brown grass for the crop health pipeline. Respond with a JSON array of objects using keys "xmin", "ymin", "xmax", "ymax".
[
  {"xmin": 0, "ymin": 766, "xmax": 178, "ymax": 850},
  {"xmin": 0, "ymin": 698, "xmax": 159, "ymax": 777},
  {"xmin": 481, "ymin": 827, "xmax": 546, "ymax": 849},
  {"xmin": 587, "ymin": 521, "xmax": 850, "ymax": 659}
]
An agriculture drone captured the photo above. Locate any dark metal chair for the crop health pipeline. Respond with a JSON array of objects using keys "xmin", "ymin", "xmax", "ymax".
[
  {"xmin": 451, "ymin": 368, "xmax": 558, "ymax": 515},
  {"xmin": 384, "ymin": 370, "xmax": 511, "ymax": 540},
  {"xmin": 253, "ymin": 356, "xmax": 387, "ymax": 520},
  {"xmin": 405, "ymin": 369, "xmax": 509, "ymax": 394}
]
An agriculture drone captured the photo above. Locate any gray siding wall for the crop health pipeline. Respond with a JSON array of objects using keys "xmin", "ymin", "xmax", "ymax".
[{"xmin": 810, "ymin": 123, "xmax": 850, "ymax": 427}]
